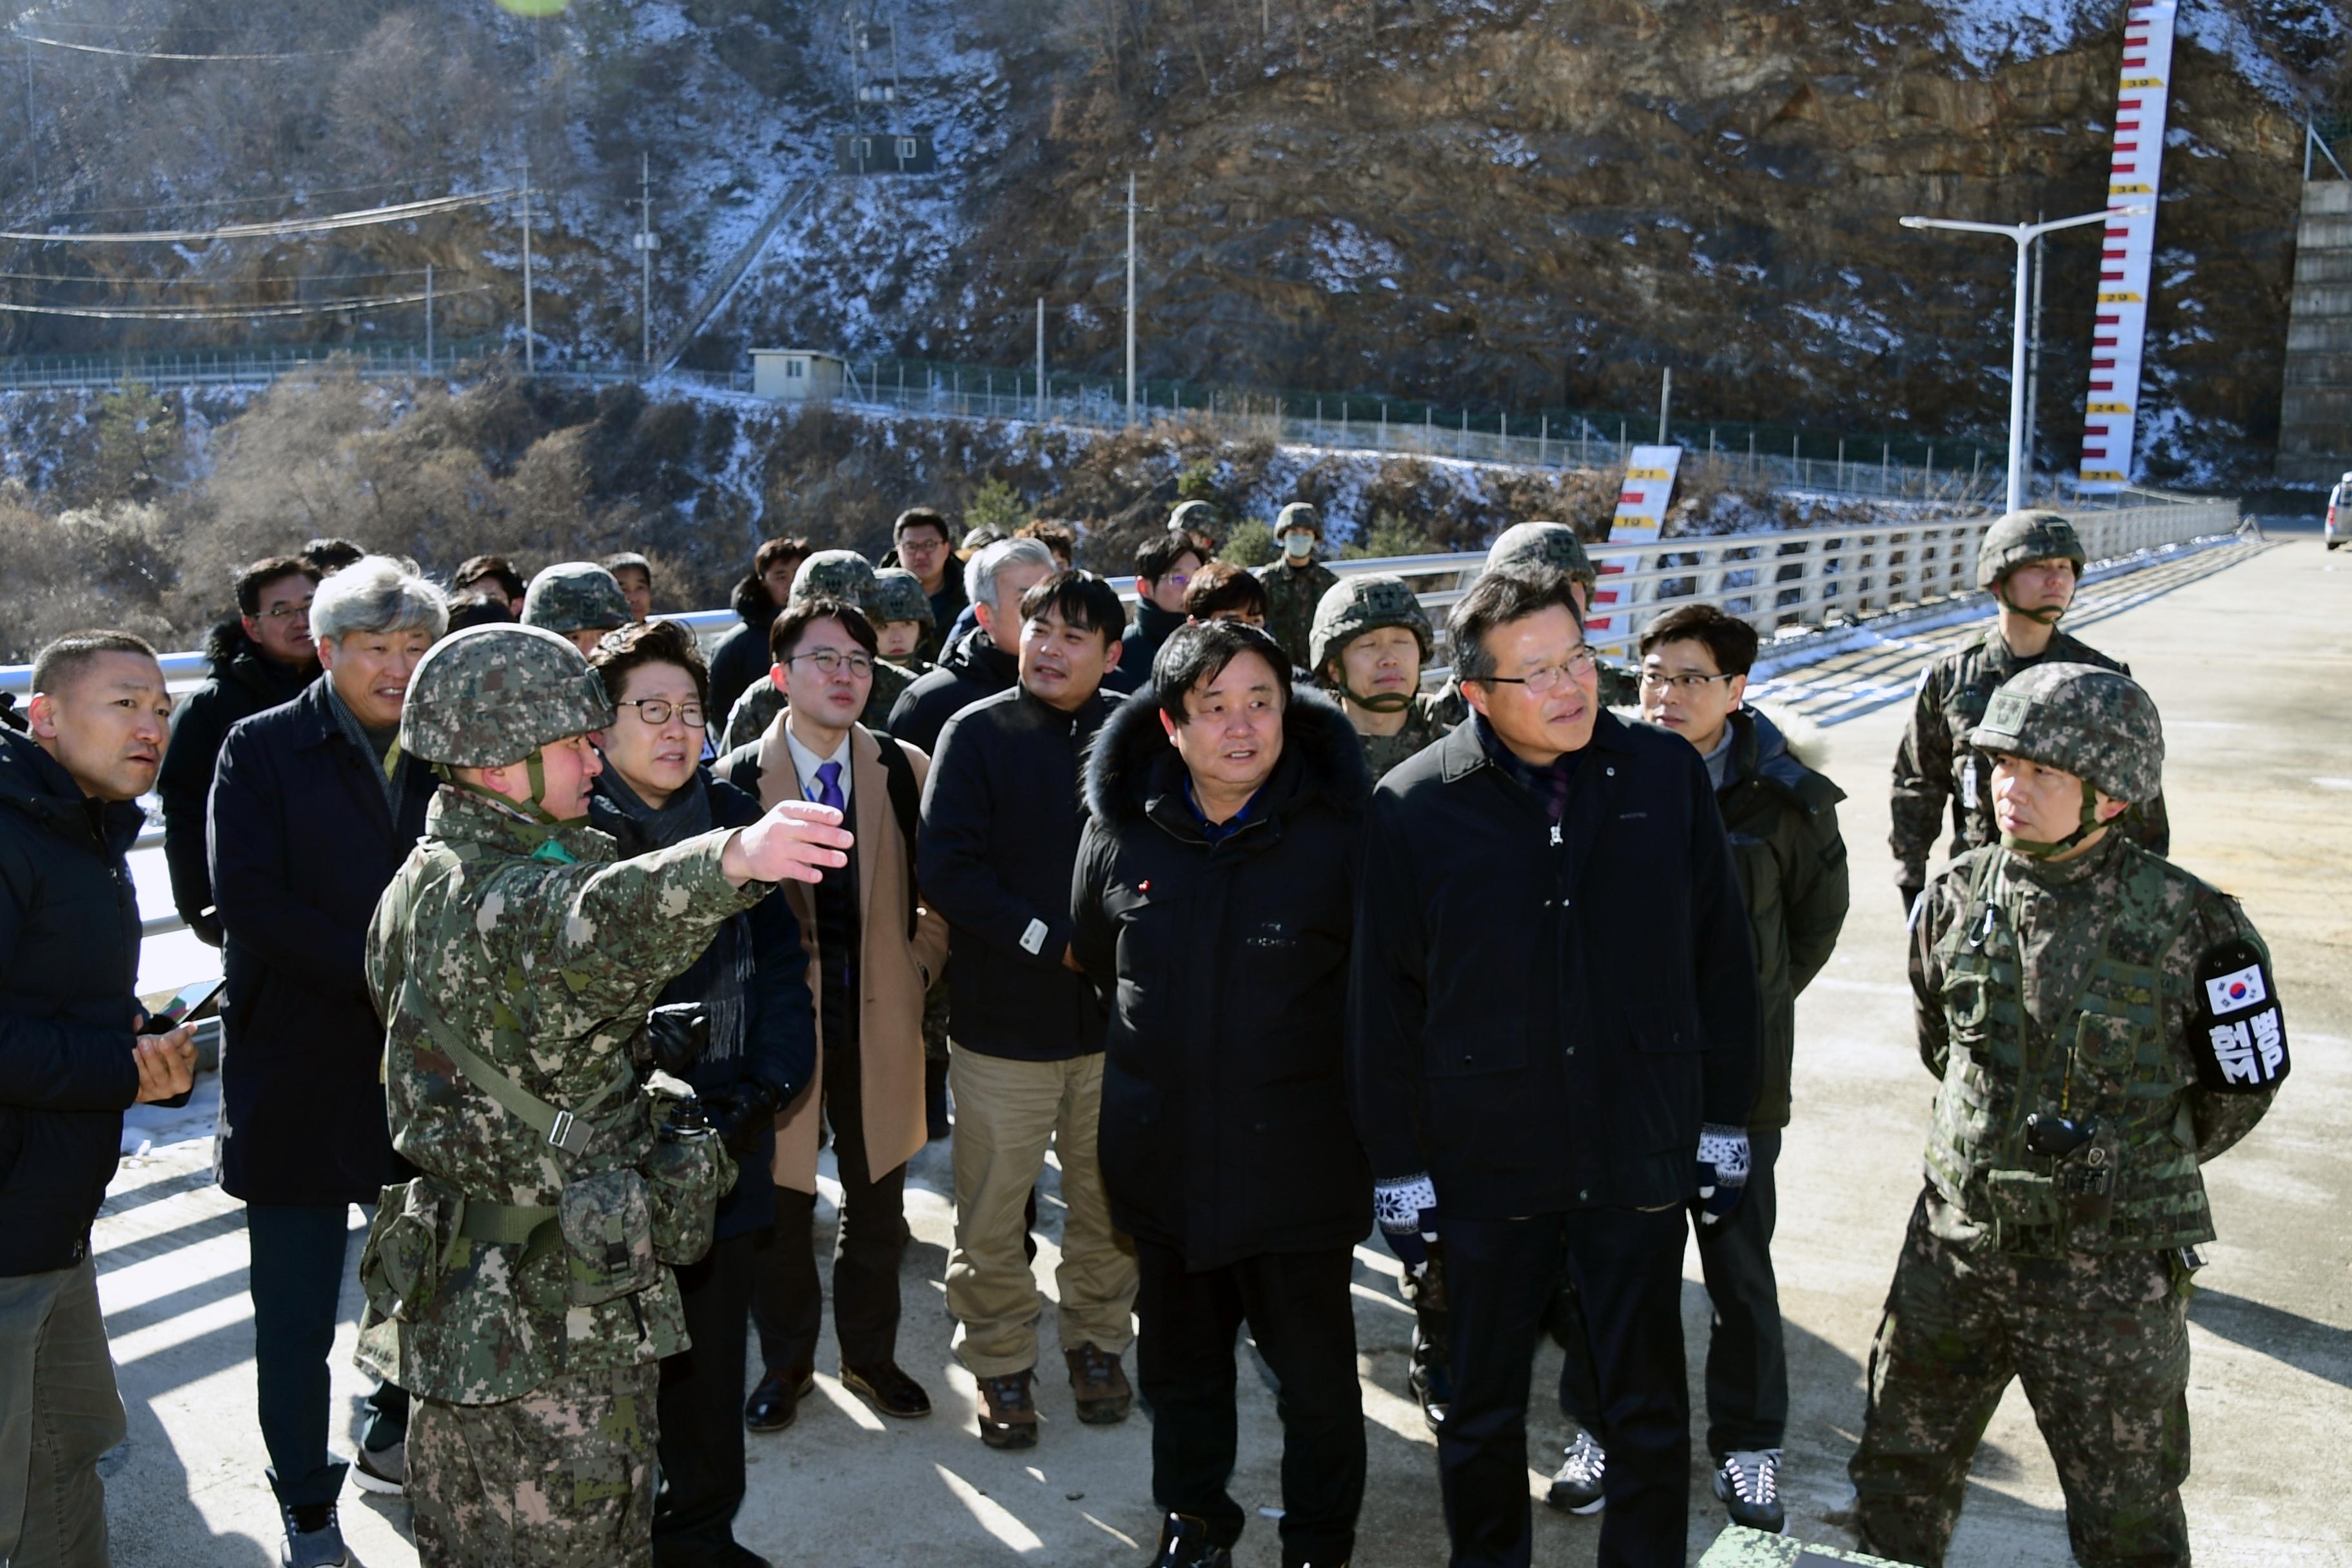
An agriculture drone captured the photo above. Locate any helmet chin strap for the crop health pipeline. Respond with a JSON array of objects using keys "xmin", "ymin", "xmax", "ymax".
[
  {"xmin": 1995, "ymin": 580, "xmax": 2070, "ymax": 626},
  {"xmin": 438, "ymin": 746, "xmax": 588, "ymax": 837},
  {"xmin": 1344, "ymin": 685, "xmax": 1414, "ymax": 714},
  {"xmin": 2000, "ymin": 777, "xmax": 2106, "ymax": 859}
]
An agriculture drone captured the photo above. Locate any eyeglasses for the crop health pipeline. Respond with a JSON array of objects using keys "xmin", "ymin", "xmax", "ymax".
[
  {"xmin": 788, "ymin": 649, "xmax": 875, "ymax": 679},
  {"xmin": 898, "ymin": 536, "xmax": 947, "ymax": 554},
  {"xmin": 1638, "ymin": 669, "xmax": 1738, "ymax": 692},
  {"xmin": 1473, "ymin": 648, "xmax": 1598, "ymax": 693},
  {"xmin": 615, "ymin": 698, "xmax": 707, "ymax": 729},
  {"xmin": 255, "ymin": 599, "xmax": 314, "ymax": 622}
]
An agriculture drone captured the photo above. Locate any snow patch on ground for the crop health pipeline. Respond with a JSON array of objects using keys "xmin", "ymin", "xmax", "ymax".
[{"xmin": 1932, "ymin": 0, "xmax": 2088, "ymax": 68}]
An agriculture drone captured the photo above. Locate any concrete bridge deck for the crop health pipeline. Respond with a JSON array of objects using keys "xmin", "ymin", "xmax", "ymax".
[{"xmin": 88, "ymin": 530, "xmax": 2348, "ymax": 1566}]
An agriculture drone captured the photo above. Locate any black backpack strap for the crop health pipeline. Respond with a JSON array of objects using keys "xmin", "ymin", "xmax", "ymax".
[{"xmin": 868, "ymin": 731, "xmax": 924, "ymax": 942}]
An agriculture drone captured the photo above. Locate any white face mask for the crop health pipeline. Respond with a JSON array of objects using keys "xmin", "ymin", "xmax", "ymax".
[{"xmin": 1282, "ymin": 531, "xmax": 1316, "ymax": 558}]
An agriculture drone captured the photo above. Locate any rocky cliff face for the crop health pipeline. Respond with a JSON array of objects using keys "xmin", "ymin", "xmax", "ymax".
[{"xmin": 0, "ymin": 0, "xmax": 2337, "ymax": 486}]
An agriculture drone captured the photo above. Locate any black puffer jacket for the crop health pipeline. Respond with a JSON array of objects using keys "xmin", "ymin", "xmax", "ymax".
[
  {"xmin": 705, "ymin": 574, "xmax": 781, "ymax": 727},
  {"xmin": 1104, "ymin": 602, "xmax": 1186, "ymax": 696},
  {"xmin": 1072, "ymin": 690, "xmax": 1373, "ymax": 1270},
  {"xmin": 886, "ymin": 626, "xmax": 1020, "ymax": 754},
  {"xmin": 1717, "ymin": 706, "xmax": 1849, "ymax": 1131},
  {"xmin": 155, "ymin": 621, "xmax": 316, "ymax": 944},
  {"xmin": 0, "ymin": 729, "xmax": 146, "ymax": 1276}
]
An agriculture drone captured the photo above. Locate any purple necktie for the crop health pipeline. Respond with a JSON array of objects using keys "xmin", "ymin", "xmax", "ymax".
[{"xmin": 814, "ymin": 759, "xmax": 846, "ymax": 814}]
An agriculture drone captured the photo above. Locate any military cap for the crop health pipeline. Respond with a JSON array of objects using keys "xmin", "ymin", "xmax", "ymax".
[
  {"xmin": 521, "ymin": 561, "xmax": 631, "ymax": 634},
  {"xmin": 791, "ymin": 549, "xmax": 880, "ymax": 610},
  {"xmin": 1168, "ymin": 499, "xmax": 1217, "ymax": 537},
  {"xmin": 1275, "ymin": 501, "xmax": 1323, "ymax": 538},
  {"xmin": 1487, "ymin": 522, "xmax": 1598, "ymax": 589},
  {"xmin": 398, "ymin": 623, "xmax": 618, "ymax": 769},
  {"xmin": 870, "ymin": 567, "xmax": 935, "ymax": 627},
  {"xmin": 1975, "ymin": 509, "xmax": 2086, "ymax": 589},
  {"xmin": 1311, "ymin": 573, "xmax": 1433, "ymax": 677},
  {"xmin": 1971, "ymin": 662, "xmax": 2164, "ymax": 804}
]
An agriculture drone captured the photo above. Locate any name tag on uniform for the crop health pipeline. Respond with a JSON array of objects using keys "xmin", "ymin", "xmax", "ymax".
[
  {"xmin": 2191, "ymin": 941, "xmax": 2288, "ymax": 1092},
  {"xmin": 1961, "ymin": 754, "xmax": 1979, "ymax": 810}
]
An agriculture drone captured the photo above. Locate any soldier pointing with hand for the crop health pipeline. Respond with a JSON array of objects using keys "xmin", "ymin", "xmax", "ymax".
[
  {"xmin": 357, "ymin": 624, "xmax": 852, "ymax": 1568},
  {"xmin": 1851, "ymin": 662, "xmax": 2285, "ymax": 1568}
]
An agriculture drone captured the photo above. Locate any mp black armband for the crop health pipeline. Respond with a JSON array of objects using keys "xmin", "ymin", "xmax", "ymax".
[{"xmin": 2191, "ymin": 939, "xmax": 2288, "ymax": 1093}]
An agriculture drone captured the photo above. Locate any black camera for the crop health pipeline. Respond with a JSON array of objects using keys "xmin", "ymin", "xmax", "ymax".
[{"xmin": 2023, "ymin": 1111, "xmax": 2099, "ymax": 1159}]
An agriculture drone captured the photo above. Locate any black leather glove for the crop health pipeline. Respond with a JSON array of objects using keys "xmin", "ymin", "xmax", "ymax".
[
  {"xmin": 701, "ymin": 1080, "xmax": 787, "ymax": 1156},
  {"xmin": 1898, "ymin": 881, "xmax": 1925, "ymax": 923},
  {"xmin": 643, "ymin": 1004, "xmax": 708, "ymax": 1077}
]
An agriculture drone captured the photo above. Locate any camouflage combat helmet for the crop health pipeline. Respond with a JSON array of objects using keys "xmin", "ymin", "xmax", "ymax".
[
  {"xmin": 398, "ymin": 623, "xmax": 617, "ymax": 770},
  {"xmin": 870, "ymin": 567, "xmax": 935, "ymax": 627},
  {"xmin": 521, "ymin": 561, "xmax": 631, "ymax": 635},
  {"xmin": 1975, "ymin": 509, "xmax": 2086, "ymax": 591},
  {"xmin": 602, "ymin": 551, "xmax": 652, "ymax": 575},
  {"xmin": 1312, "ymin": 574, "xmax": 1431, "ymax": 713},
  {"xmin": 791, "ymin": 549, "xmax": 880, "ymax": 611},
  {"xmin": 1275, "ymin": 501, "xmax": 1323, "ymax": 538},
  {"xmin": 1487, "ymin": 522, "xmax": 1598, "ymax": 590},
  {"xmin": 1971, "ymin": 662, "xmax": 2163, "ymax": 856},
  {"xmin": 1168, "ymin": 499, "xmax": 1217, "ymax": 538}
]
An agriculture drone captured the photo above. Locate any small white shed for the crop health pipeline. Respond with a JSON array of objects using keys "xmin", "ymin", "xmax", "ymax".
[{"xmin": 752, "ymin": 349, "xmax": 847, "ymax": 402}]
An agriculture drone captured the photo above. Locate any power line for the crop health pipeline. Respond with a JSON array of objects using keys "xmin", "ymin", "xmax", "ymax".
[
  {"xmin": 0, "ymin": 266, "xmax": 442, "ymax": 286},
  {"xmin": 0, "ymin": 189, "xmax": 518, "ymax": 244},
  {"xmin": 0, "ymin": 286, "xmax": 487, "ymax": 320},
  {"xmin": 9, "ymin": 30, "xmax": 351, "ymax": 61},
  {"xmin": 23, "ymin": 179, "xmax": 433, "ymax": 223}
]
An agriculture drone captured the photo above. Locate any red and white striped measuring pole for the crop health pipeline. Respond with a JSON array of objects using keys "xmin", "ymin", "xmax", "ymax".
[
  {"xmin": 1583, "ymin": 444, "xmax": 1681, "ymax": 652},
  {"xmin": 2077, "ymin": 0, "xmax": 2179, "ymax": 491}
]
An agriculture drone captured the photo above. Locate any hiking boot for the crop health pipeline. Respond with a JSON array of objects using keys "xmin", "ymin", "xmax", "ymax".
[
  {"xmin": 351, "ymin": 1435, "xmax": 404, "ymax": 1496},
  {"xmin": 1148, "ymin": 1511, "xmax": 1232, "ymax": 1567},
  {"xmin": 1714, "ymin": 1447, "xmax": 1786, "ymax": 1533},
  {"xmin": 1064, "ymin": 1342, "xmax": 1132, "ymax": 1425},
  {"xmin": 977, "ymin": 1368, "xmax": 1040, "ymax": 1449},
  {"xmin": 280, "ymin": 1503, "xmax": 347, "ymax": 1568},
  {"xmin": 1544, "ymin": 1427, "xmax": 1606, "ymax": 1515}
]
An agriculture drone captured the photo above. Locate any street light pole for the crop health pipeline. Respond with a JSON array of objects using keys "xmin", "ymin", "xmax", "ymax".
[{"xmin": 1898, "ymin": 206, "xmax": 2144, "ymax": 514}]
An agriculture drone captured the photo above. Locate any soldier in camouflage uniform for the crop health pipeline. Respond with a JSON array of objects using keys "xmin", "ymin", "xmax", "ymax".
[
  {"xmin": 1485, "ymin": 521, "xmax": 1640, "ymax": 707},
  {"xmin": 358, "ymin": 623, "xmax": 850, "ymax": 1568},
  {"xmin": 1311, "ymin": 574, "xmax": 1454, "ymax": 784},
  {"xmin": 1254, "ymin": 502, "xmax": 1341, "ymax": 671},
  {"xmin": 1890, "ymin": 509, "xmax": 2171, "ymax": 917},
  {"xmin": 720, "ymin": 551, "xmax": 919, "ymax": 750},
  {"xmin": 1850, "ymin": 663, "xmax": 2286, "ymax": 1568},
  {"xmin": 521, "ymin": 562, "xmax": 633, "ymax": 656},
  {"xmin": 870, "ymin": 567, "xmax": 938, "ymax": 674}
]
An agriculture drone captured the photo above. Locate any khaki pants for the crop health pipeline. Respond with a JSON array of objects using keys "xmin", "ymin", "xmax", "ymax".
[
  {"xmin": 0, "ymin": 1255, "xmax": 124, "ymax": 1568},
  {"xmin": 945, "ymin": 1049, "xmax": 1137, "ymax": 1378}
]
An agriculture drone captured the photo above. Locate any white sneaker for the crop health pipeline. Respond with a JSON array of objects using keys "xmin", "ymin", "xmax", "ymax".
[
  {"xmin": 1544, "ymin": 1428, "xmax": 1606, "ymax": 1514},
  {"xmin": 1714, "ymin": 1447, "xmax": 1786, "ymax": 1532}
]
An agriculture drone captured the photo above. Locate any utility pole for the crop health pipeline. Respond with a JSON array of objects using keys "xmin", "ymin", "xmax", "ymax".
[
  {"xmin": 1657, "ymin": 366, "xmax": 1672, "ymax": 444},
  {"xmin": 1125, "ymin": 171, "xmax": 1138, "ymax": 427},
  {"xmin": 520, "ymin": 159, "xmax": 535, "ymax": 375},
  {"xmin": 1035, "ymin": 297, "xmax": 1046, "ymax": 421},
  {"xmin": 21, "ymin": 37, "xmax": 36, "ymax": 182},
  {"xmin": 424, "ymin": 264, "xmax": 434, "ymax": 367},
  {"xmin": 2023, "ymin": 212, "xmax": 2046, "ymax": 496},
  {"xmin": 634, "ymin": 151, "xmax": 660, "ymax": 368}
]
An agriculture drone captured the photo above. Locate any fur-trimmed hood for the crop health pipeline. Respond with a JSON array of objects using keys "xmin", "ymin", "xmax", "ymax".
[
  {"xmin": 1084, "ymin": 683, "xmax": 1372, "ymax": 828},
  {"xmin": 202, "ymin": 616, "xmax": 259, "ymax": 672}
]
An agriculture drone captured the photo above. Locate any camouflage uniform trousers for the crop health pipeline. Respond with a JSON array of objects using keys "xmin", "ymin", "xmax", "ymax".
[
  {"xmin": 1850, "ymin": 1188, "xmax": 2191, "ymax": 1568},
  {"xmin": 409, "ymin": 1362, "xmax": 660, "ymax": 1568}
]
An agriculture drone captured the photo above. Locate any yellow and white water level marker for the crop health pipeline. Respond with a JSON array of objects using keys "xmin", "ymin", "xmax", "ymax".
[
  {"xmin": 2077, "ymin": 0, "xmax": 2178, "ymax": 491},
  {"xmin": 1585, "ymin": 444, "xmax": 1682, "ymax": 650}
]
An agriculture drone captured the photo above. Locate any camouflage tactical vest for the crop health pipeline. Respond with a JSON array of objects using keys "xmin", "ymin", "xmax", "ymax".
[{"xmin": 1925, "ymin": 848, "xmax": 2211, "ymax": 1257}]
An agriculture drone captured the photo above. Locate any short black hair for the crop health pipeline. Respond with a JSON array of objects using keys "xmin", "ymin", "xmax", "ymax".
[
  {"xmin": 300, "ymin": 538, "xmax": 365, "ymax": 574},
  {"xmin": 1134, "ymin": 532, "xmax": 1205, "ymax": 585},
  {"xmin": 236, "ymin": 554, "xmax": 320, "ymax": 616},
  {"xmin": 1015, "ymin": 519, "xmax": 1077, "ymax": 565},
  {"xmin": 770, "ymin": 596, "xmax": 879, "ymax": 663},
  {"xmin": 1153, "ymin": 620, "xmax": 1292, "ymax": 729},
  {"xmin": 32, "ymin": 629, "xmax": 159, "ymax": 696},
  {"xmin": 589, "ymin": 616, "xmax": 710, "ymax": 707},
  {"xmin": 894, "ymin": 507, "xmax": 952, "ymax": 544},
  {"xmin": 1017, "ymin": 569, "xmax": 1127, "ymax": 647},
  {"xmin": 455, "ymin": 554, "xmax": 525, "ymax": 602},
  {"xmin": 444, "ymin": 591, "xmax": 516, "ymax": 632},
  {"xmin": 1638, "ymin": 602, "xmax": 1758, "ymax": 678},
  {"xmin": 1450, "ymin": 567, "xmax": 1585, "ymax": 685},
  {"xmin": 1182, "ymin": 560, "xmax": 1269, "ymax": 620},
  {"xmin": 754, "ymin": 536, "xmax": 814, "ymax": 576}
]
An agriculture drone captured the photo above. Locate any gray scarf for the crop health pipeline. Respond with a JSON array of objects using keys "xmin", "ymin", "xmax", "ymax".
[
  {"xmin": 591, "ymin": 767, "xmax": 752, "ymax": 1066},
  {"xmin": 323, "ymin": 678, "xmax": 407, "ymax": 816}
]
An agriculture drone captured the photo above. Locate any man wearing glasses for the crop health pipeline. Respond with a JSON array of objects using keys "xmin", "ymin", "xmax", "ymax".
[
  {"xmin": 1549, "ymin": 603, "xmax": 1850, "ymax": 1534},
  {"xmin": 1106, "ymin": 531, "xmax": 1206, "ymax": 694},
  {"xmin": 159, "ymin": 553, "xmax": 322, "ymax": 946},
  {"xmin": 1349, "ymin": 567, "xmax": 1760, "ymax": 1568}
]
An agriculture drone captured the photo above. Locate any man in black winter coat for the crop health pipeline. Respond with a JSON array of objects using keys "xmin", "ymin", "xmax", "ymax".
[
  {"xmin": 1348, "ymin": 568, "xmax": 1760, "ymax": 1568},
  {"xmin": 919, "ymin": 570, "xmax": 1135, "ymax": 1451},
  {"xmin": 1, "ymin": 632, "xmax": 197, "ymax": 1568},
  {"xmin": 1072, "ymin": 621, "xmax": 1371, "ymax": 1568},
  {"xmin": 157, "ymin": 554, "xmax": 321, "ymax": 945},
  {"xmin": 1102, "ymin": 531, "xmax": 1204, "ymax": 696},
  {"xmin": 705, "ymin": 536, "xmax": 811, "ymax": 725},
  {"xmin": 886, "ymin": 537, "xmax": 1055, "ymax": 752},
  {"xmin": 208, "ymin": 557, "xmax": 446, "ymax": 1556}
]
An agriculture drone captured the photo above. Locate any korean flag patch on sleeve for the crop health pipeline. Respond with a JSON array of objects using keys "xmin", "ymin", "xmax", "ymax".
[{"xmin": 2190, "ymin": 938, "xmax": 2289, "ymax": 1093}]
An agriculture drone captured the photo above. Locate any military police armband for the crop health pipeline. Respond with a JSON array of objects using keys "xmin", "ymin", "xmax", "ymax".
[{"xmin": 2190, "ymin": 939, "xmax": 2288, "ymax": 1093}]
